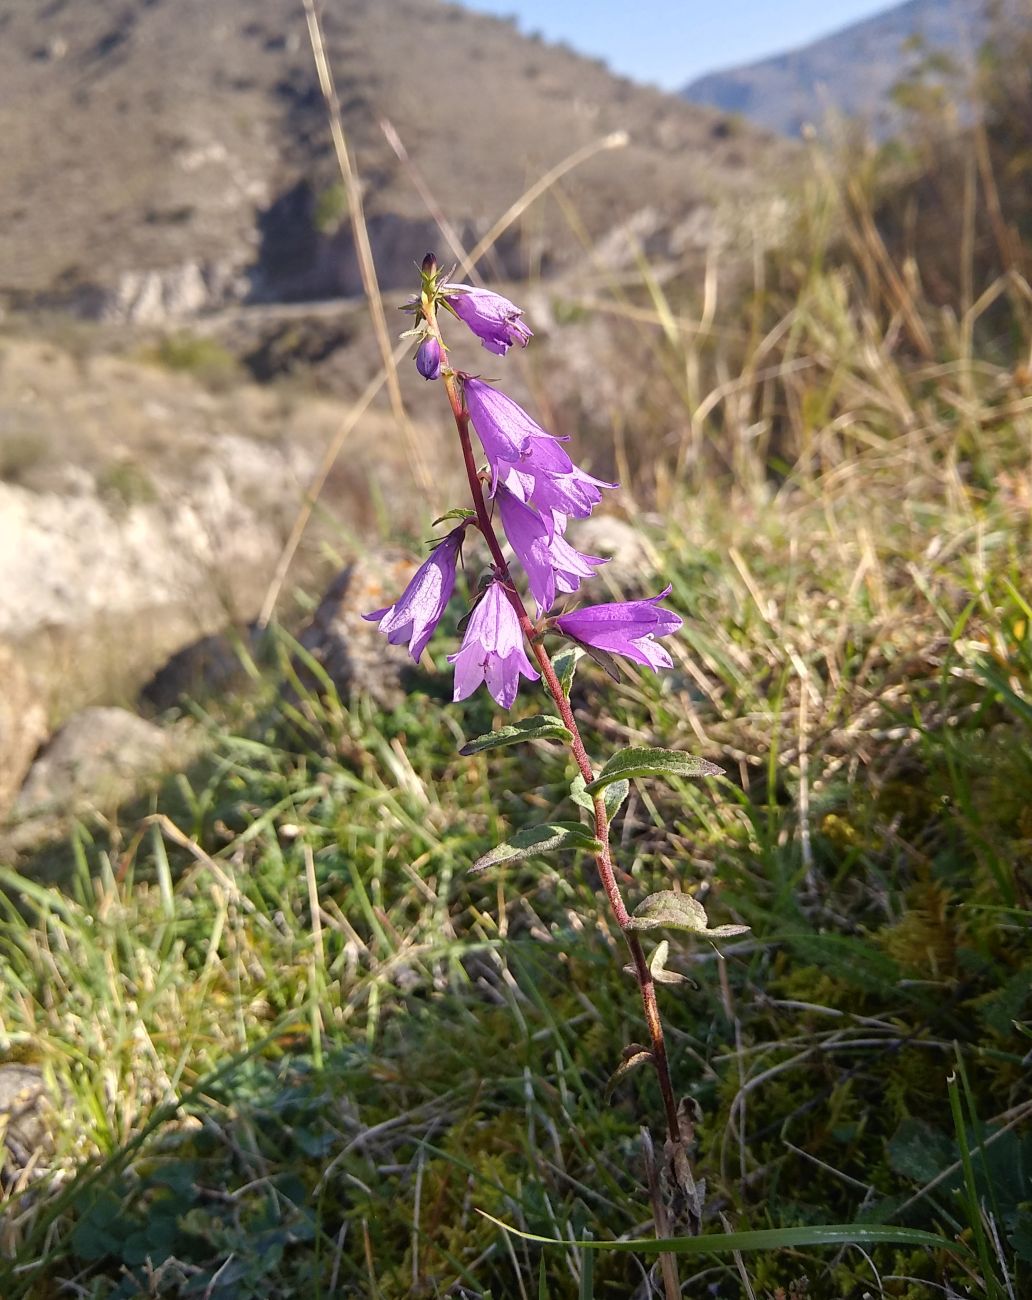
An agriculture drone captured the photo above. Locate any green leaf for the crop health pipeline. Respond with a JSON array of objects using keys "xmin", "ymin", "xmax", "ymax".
[
  {"xmin": 623, "ymin": 938, "xmax": 696, "ymax": 985},
  {"xmin": 432, "ymin": 507, "xmax": 476, "ymax": 527},
  {"xmin": 470, "ymin": 822, "xmax": 602, "ymax": 875},
  {"xmin": 69, "ymin": 1190, "xmax": 124, "ymax": 1262},
  {"xmin": 570, "ymin": 774, "xmax": 629, "ymax": 819},
  {"xmin": 626, "ymin": 891, "xmax": 750, "ymax": 939},
  {"xmin": 476, "ymin": 1211, "xmax": 971, "ymax": 1258},
  {"xmin": 551, "ymin": 645, "xmax": 584, "ymax": 697},
  {"xmin": 577, "ymin": 640, "xmax": 621, "ymax": 682},
  {"xmin": 888, "ymin": 1118, "xmax": 958, "ymax": 1185},
  {"xmin": 579, "ymin": 1232, "xmax": 594, "ymax": 1300},
  {"xmin": 603, "ymin": 779, "xmax": 629, "ymax": 820},
  {"xmin": 459, "ymin": 715, "xmax": 572, "ymax": 756},
  {"xmin": 570, "ymin": 773, "xmax": 594, "ymax": 812},
  {"xmin": 604, "ymin": 1044, "xmax": 653, "ymax": 1102},
  {"xmin": 647, "ymin": 938, "xmax": 691, "ymax": 985},
  {"xmin": 584, "ymin": 747, "xmax": 723, "ymax": 794}
]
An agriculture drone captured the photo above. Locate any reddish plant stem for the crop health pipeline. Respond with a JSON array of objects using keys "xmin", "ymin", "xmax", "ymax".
[{"xmin": 436, "ymin": 347, "xmax": 683, "ymax": 1148}]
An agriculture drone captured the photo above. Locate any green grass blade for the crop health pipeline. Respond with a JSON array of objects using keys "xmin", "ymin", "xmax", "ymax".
[{"xmin": 477, "ymin": 1210, "xmax": 971, "ymax": 1258}]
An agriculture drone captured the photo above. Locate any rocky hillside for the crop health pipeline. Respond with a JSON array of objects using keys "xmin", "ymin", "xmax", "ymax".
[
  {"xmin": 682, "ymin": 0, "xmax": 1025, "ymax": 138},
  {"xmin": 0, "ymin": 0, "xmax": 789, "ymax": 322}
]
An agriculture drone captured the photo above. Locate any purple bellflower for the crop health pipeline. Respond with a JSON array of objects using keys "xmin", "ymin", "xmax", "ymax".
[
  {"xmin": 555, "ymin": 587, "xmax": 683, "ymax": 671},
  {"xmin": 444, "ymin": 284, "xmax": 532, "ymax": 355},
  {"xmin": 416, "ymin": 336, "xmax": 442, "ymax": 380},
  {"xmin": 363, "ymin": 527, "xmax": 464, "ymax": 661},
  {"xmin": 496, "ymin": 485, "xmax": 606, "ymax": 615},
  {"xmin": 463, "ymin": 379, "xmax": 616, "ymax": 527},
  {"xmin": 448, "ymin": 580, "xmax": 540, "ymax": 708}
]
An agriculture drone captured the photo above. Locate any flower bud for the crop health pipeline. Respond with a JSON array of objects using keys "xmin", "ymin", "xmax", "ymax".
[
  {"xmin": 421, "ymin": 251, "xmax": 437, "ymax": 277},
  {"xmin": 416, "ymin": 336, "xmax": 442, "ymax": 381}
]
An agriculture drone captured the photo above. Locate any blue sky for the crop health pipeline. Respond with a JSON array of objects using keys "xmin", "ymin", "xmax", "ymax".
[{"xmin": 458, "ymin": 0, "xmax": 899, "ymax": 89}]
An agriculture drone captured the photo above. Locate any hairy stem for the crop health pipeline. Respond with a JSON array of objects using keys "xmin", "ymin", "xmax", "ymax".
[{"xmin": 436, "ymin": 346, "xmax": 684, "ymax": 1149}]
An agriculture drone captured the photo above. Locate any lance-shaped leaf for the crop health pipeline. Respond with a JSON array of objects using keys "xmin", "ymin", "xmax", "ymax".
[
  {"xmin": 551, "ymin": 645, "xmax": 584, "ymax": 698},
  {"xmin": 577, "ymin": 640, "xmax": 621, "ymax": 682},
  {"xmin": 626, "ymin": 891, "xmax": 750, "ymax": 938},
  {"xmin": 604, "ymin": 1043, "xmax": 653, "ymax": 1102},
  {"xmin": 584, "ymin": 746, "xmax": 724, "ymax": 794},
  {"xmin": 459, "ymin": 715, "xmax": 572, "ymax": 757},
  {"xmin": 476, "ymin": 1210, "xmax": 975, "ymax": 1258},
  {"xmin": 470, "ymin": 822, "xmax": 602, "ymax": 875}
]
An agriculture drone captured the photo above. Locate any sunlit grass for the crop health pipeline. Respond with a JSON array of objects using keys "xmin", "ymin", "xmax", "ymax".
[{"xmin": 4, "ymin": 56, "xmax": 1032, "ymax": 1296}]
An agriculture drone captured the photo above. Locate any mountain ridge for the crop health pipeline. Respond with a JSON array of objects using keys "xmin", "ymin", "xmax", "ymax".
[
  {"xmin": 681, "ymin": 0, "xmax": 1017, "ymax": 138},
  {"xmin": 0, "ymin": 0, "xmax": 791, "ymax": 320}
]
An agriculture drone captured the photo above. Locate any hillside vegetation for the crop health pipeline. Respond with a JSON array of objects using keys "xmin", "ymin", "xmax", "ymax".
[
  {"xmin": 0, "ymin": 0, "xmax": 785, "ymax": 314},
  {"xmin": 2, "ymin": 22, "xmax": 1032, "ymax": 1300}
]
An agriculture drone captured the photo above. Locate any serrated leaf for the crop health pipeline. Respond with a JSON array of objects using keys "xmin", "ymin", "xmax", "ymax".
[
  {"xmin": 459, "ymin": 715, "xmax": 572, "ymax": 756},
  {"xmin": 551, "ymin": 645, "xmax": 584, "ymax": 697},
  {"xmin": 626, "ymin": 890, "xmax": 750, "ymax": 938},
  {"xmin": 604, "ymin": 1044, "xmax": 653, "ymax": 1102},
  {"xmin": 584, "ymin": 747, "xmax": 724, "ymax": 794},
  {"xmin": 470, "ymin": 822, "xmax": 602, "ymax": 875}
]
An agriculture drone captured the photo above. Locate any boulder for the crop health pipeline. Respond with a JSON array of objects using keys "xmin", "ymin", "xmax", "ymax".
[
  {"xmin": 0, "ymin": 646, "xmax": 47, "ymax": 821},
  {"xmin": 12, "ymin": 706, "xmax": 177, "ymax": 822},
  {"xmin": 0, "ymin": 1064, "xmax": 55, "ymax": 1183},
  {"xmin": 296, "ymin": 554, "xmax": 425, "ymax": 707},
  {"xmin": 566, "ymin": 515, "xmax": 660, "ymax": 593}
]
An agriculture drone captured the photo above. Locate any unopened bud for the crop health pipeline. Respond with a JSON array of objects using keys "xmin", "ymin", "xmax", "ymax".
[
  {"xmin": 421, "ymin": 251, "xmax": 437, "ymax": 277},
  {"xmin": 416, "ymin": 336, "xmax": 442, "ymax": 381}
]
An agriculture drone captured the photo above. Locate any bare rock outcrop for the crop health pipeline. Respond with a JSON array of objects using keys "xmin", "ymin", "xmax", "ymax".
[
  {"xmin": 296, "ymin": 554, "xmax": 426, "ymax": 707},
  {"xmin": 96, "ymin": 260, "xmax": 248, "ymax": 325},
  {"xmin": 0, "ymin": 646, "xmax": 47, "ymax": 821}
]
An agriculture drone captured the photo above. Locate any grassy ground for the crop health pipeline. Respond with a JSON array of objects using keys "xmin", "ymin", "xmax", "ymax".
[{"xmin": 3, "ymin": 98, "xmax": 1032, "ymax": 1300}]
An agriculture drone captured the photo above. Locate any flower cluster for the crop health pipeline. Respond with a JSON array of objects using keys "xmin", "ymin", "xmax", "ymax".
[{"xmin": 365, "ymin": 267, "xmax": 682, "ymax": 707}]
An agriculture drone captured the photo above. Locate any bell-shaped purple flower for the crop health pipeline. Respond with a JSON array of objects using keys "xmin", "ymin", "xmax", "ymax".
[
  {"xmin": 496, "ymin": 485, "xmax": 606, "ymax": 615},
  {"xmin": 463, "ymin": 379, "xmax": 615, "ymax": 524},
  {"xmin": 363, "ymin": 527, "xmax": 464, "ymax": 661},
  {"xmin": 444, "ymin": 284, "xmax": 532, "ymax": 355},
  {"xmin": 448, "ymin": 580, "xmax": 539, "ymax": 709},
  {"xmin": 416, "ymin": 336, "xmax": 442, "ymax": 381},
  {"xmin": 554, "ymin": 587, "xmax": 682, "ymax": 671}
]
